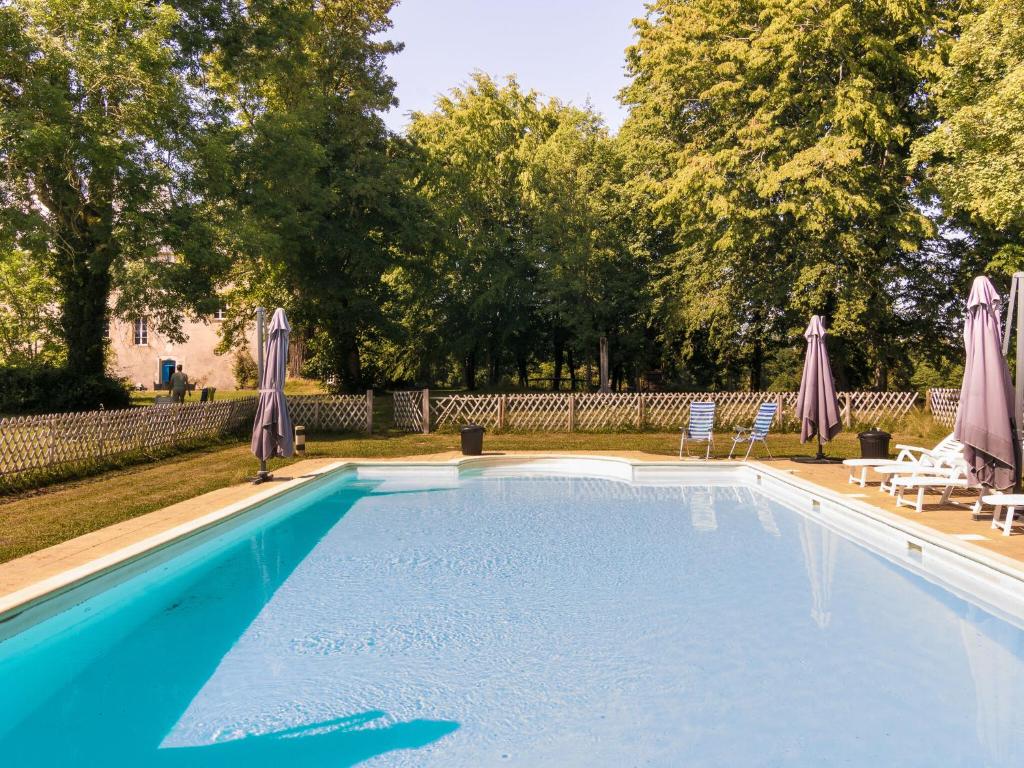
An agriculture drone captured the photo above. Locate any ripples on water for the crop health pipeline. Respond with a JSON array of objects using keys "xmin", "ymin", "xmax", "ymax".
[{"xmin": 1, "ymin": 475, "xmax": 1023, "ymax": 767}]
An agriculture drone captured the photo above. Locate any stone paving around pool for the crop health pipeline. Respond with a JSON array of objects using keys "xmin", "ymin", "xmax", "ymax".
[{"xmin": 2, "ymin": 452, "xmax": 1022, "ymax": 613}]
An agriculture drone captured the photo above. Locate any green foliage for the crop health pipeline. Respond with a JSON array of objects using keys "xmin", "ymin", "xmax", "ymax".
[
  {"xmin": 620, "ymin": 0, "xmax": 954, "ymax": 389},
  {"xmin": 0, "ymin": 0, "xmax": 227, "ymax": 379},
  {"xmin": 913, "ymin": 0, "xmax": 1024, "ymax": 235},
  {"xmin": 207, "ymin": 0, "xmax": 411, "ymax": 392},
  {"xmin": 232, "ymin": 350, "xmax": 258, "ymax": 390},
  {"xmin": 0, "ymin": 366, "xmax": 130, "ymax": 414},
  {"xmin": 0, "ymin": 248, "xmax": 62, "ymax": 366},
  {"xmin": 406, "ymin": 74, "xmax": 652, "ymax": 390},
  {"xmin": 2, "ymin": 0, "xmax": 1019, "ymax": 403}
]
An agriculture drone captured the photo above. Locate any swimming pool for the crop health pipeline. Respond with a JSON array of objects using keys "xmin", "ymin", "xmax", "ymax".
[{"xmin": 2, "ymin": 462, "xmax": 1023, "ymax": 766}]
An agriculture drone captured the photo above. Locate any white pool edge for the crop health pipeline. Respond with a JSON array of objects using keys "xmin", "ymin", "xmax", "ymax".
[{"xmin": 3, "ymin": 454, "xmax": 1024, "ymax": 636}]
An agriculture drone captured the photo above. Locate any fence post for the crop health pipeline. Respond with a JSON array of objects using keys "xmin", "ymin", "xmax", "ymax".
[
  {"xmin": 421, "ymin": 388, "xmax": 431, "ymax": 434},
  {"xmin": 365, "ymin": 390, "xmax": 374, "ymax": 434},
  {"xmin": 637, "ymin": 394, "xmax": 645, "ymax": 430},
  {"xmin": 98, "ymin": 410, "xmax": 106, "ymax": 459},
  {"xmin": 843, "ymin": 393, "xmax": 853, "ymax": 428},
  {"xmin": 499, "ymin": 395, "xmax": 507, "ymax": 430},
  {"xmin": 568, "ymin": 393, "xmax": 576, "ymax": 432},
  {"xmin": 925, "ymin": 388, "xmax": 932, "ymax": 413}
]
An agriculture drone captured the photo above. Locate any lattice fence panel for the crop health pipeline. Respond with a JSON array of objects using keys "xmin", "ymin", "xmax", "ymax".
[
  {"xmin": 710, "ymin": 392, "xmax": 777, "ymax": 428},
  {"xmin": 929, "ymin": 388, "xmax": 960, "ymax": 428},
  {"xmin": 847, "ymin": 391, "xmax": 919, "ymax": 425},
  {"xmin": 431, "ymin": 395, "xmax": 502, "ymax": 430},
  {"xmin": 416, "ymin": 390, "xmax": 920, "ymax": 434},
  {"xmin": 575, "ymin": 393, "xmax": 641, "ymax": 430},
  {"xmin": 393, "ymin": 391, "xmax": 424, "ymax": 432},
  {"xmin": 507, "ymin": 394, "xmax": 571, "ymax": 431},
  {"xmin": 0, "ymin": 399, "xmax": 257, "ymax": 484},
  {"xmin": 287, "ymin": 395, "xmax": 368, "ymax": 432},
  {"xmin": 643, "ymin": 392, "xmax": 798, "ymax": 429},
  {"xmin": 642, "ymin": 392, "xmax": 696, "ymax": 429}
]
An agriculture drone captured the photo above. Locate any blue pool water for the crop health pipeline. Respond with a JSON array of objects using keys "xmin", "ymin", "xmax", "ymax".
[{"xmin": 2, "ymin": 472, "xmax": 1024, "ymax": 766}]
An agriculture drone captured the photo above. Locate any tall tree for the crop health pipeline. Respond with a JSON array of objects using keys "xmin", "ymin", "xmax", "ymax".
[
  {"xmin": 913, "ymin": 0, "xmax": 1024, "ymax": 268},
  {"xmin": 407, "ymin": 75, "xmax": 651, "ymax": 390},
  {"xmin": 209, "ymin": 0, "xmax": 409, "ymax": 392},
  {"xmin": 408, "ymin": 74, "xmax": 544, "ymax": 389},
  {"xmin": 0, "ymin": 0, "xmax": 224, "ymax": 379},
  {"xmin": 621, "ymin": 0, "xmax": 952, "ymax": 389}
]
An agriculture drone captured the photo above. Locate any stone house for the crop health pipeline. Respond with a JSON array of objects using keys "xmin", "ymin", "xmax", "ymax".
[{"xmin": 108, "ymin": 310, "xmax": 258, "ymax": 391}]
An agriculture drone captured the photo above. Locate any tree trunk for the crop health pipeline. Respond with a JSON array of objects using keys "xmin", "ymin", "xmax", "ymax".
[
  {"xmin": 567, "ymin": 347, "xmax": 577, "ymax": 391},
  {"xmin": 749, "ymin": 337, "xmax": 763, "ymax": 391},
  {"xmin": 331, "ymin": 333, "xmax": 363, "ymax": 392},
  {"xmin": 53, "ymin": 200, "xmax": 116, "ymax": 379},
  {"xmin": 463, "ymin": 349, "xmax": 477, "ymax": 390},
  {"xmin": 58, "ymin": 257, "xmax": 111, "ymax": 378},
  {"xmin": 552, "ymin": 336, "xmax": 564, "ymax": 392},
  {"xmin": 489, "ymin": 352, "xmax": 501, "ymax": 387},
  {"xmin": 516, "ymin": 356, "xmax": 529, "ymax": 388},
  {"xmin": 875, "ymin": 363, "xmax": 889, "ymax": 391},
  {"xmin": 612, "ymin": 363, "xmax": 623, "ymax": 392}
]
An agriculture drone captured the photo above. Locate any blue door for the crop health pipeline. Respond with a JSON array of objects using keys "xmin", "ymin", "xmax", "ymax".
[{"xmin": 160, "ymin": 359, "xmax": 176, "ymax": 384}]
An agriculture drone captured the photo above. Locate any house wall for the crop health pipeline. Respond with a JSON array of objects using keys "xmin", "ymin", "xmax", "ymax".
[{"xmin": 108, "ymin": 316, "xmax": 258, "ymax": 391}]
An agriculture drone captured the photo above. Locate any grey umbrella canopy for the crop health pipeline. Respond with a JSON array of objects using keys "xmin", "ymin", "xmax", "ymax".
[
  {"xmin": 251, "ymin": 308, "xmax": 294, "ymax": 462},
  {"xmin": 955, "ymin": 276, "xmax": 1018, "ymax": 490},
  {"xmin": 795, "ymin": 315, "xmax": 842, "ymax": 452}
]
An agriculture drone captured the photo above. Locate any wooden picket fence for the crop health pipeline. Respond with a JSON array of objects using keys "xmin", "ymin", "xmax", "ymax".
[
  {"xmin": 0, "ymin": 393, "xmax": 375, "ymax": 489},
  {"xmin": 287, "ymin": 393, "xmax": 373, "ymax": 433},
  {"xmin": 393, "ymin": 389, "xmax": 429, "ymax": 433},
  {"xmin": 928, "ymin": 388, "xmax": 960, "ymax": 428},
  {"xmin": 395, "ymin": 390, "xmax": 922, "ymax": 433},
  {"xmin": 0, "ymin": 399, "xmax": 258, "ymax": 486}
]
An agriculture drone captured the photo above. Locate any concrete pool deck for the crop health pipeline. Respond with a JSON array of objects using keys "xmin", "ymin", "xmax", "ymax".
[{"xmin": 2, "ymin": 452, "xmax": 1023, "ymax": 617}]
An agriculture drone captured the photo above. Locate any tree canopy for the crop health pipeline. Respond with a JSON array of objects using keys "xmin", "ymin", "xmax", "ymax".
[{"xmin": 1, "ymin": 0, "xmax": 1018, "ymax": 401}]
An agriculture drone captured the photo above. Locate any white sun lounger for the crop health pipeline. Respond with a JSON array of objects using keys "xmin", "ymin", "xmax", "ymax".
[
  {"xmin": 843, "ymin": 433, "xmax": 962, "ymax": 488},
  {"xmin": 890, "ymin": 462, "xmax": 981, "ymax": 514},
  {"xmin": 874, "ymin": 455, "xmax": 963, "ymax": 495}
]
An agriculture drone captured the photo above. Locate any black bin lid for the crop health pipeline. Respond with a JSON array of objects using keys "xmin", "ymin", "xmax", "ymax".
[{"xmin": 857, "ymin": 427, "xmax": 891, "ymax": 439}]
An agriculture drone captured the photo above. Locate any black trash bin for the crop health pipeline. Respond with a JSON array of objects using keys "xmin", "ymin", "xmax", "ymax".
[
  {"xmin": 461, "ymin": 424, "xmax": 485, "ymax": 456},
  {"xmin": 858, "ymin": 427, "xmax": 891, "ymax": 459}
]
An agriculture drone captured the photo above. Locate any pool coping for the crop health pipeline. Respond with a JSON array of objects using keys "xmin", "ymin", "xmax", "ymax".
[{"xmin": 3, "ymin": 453, "xmax": 1024, "ymax": 633}]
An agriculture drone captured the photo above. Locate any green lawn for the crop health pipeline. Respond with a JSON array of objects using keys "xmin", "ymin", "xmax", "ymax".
[
  {"xmin": 0, "ymin": 426, "xmax": 944, "ymax": 564},
  {"xmin": 129, "ymin": 378, "xmax": 327, "ymax": 406}
]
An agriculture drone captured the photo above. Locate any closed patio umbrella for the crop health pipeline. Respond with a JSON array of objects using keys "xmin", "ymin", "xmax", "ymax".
[
  {"xmin": 794, "ymin": 315, "xmax": 842, "ymax": 462},
  {"xmin": 251, "ymin": 308, "xmax": 294, "ymax": 481},
  {"xmin": 955, "ymin": 276, "xmax": 1018, "ymax": 491}
]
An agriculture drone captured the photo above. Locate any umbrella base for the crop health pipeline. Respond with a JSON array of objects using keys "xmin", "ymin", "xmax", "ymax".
[
  {"xmin": 790, "ymin": 455, "xmax": 844, "ymax": 464},
  {"xmin": 252, "ymin": 470, "xmax": 274, "ymax": 484}
]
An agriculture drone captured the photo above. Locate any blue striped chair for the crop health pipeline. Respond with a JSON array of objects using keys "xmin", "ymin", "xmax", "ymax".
[
  {"xmin": 680, "ymin": 401, "xmax": 716, "ymax": 459},
  {"xmin": 728, "ymin": 401, "xmax": 779, "ymax": 460}
]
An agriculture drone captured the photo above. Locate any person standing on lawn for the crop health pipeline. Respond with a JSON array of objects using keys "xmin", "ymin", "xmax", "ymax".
[{"xmin": 169, "ymin": 364, "xmax": 189, "ymax": 404}]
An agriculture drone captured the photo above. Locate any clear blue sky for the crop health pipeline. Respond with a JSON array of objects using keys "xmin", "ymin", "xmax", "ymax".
[{"xmin": 381, "ymin": 0, "xmax": 648, "ymax": 134}]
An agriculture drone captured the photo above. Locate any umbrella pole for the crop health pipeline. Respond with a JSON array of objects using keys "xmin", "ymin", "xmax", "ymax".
[
  {"xmin": 255, "ymin": 306, "xmax": 270, "ymax": 484},
  {"xmin": 1015, "ymin": 273, "xmax": 1024, "ymax": 491},
  {"xmin": 816, "ymin": 433, "xmax": 825, "ymax": 461}
]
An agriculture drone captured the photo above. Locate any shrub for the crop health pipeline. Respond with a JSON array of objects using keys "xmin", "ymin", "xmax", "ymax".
[
  {"xmin": 0, "ymin": 366, "xmax": 131, "ymax": 414},
  {"xmin": 233, "ymin": 349, "xmax": 258, "ymax": 389}
]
